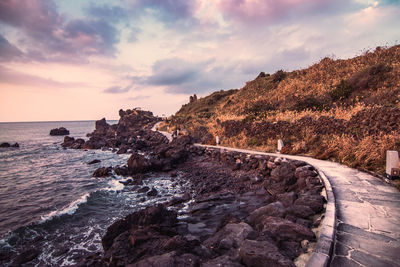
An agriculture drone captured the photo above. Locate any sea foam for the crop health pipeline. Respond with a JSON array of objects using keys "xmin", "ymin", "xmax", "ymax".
[{"xmin": 39, "ymin": 193, "xmax": 90, "ymax": 223}]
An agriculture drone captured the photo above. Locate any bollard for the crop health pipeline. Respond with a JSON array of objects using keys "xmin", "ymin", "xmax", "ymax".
[
  {"xmin": 277, "ymin": 139, "xmax": 284, "ymax": 152},
  {"xmin": 386, "ymin": 150, "xmax": 399, "ymax": 179}
]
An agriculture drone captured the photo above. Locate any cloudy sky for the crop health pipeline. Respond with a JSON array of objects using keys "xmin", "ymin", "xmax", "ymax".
[{"xmin": 0, "ymin": 0, "xmax": 399, "ymax": 122}]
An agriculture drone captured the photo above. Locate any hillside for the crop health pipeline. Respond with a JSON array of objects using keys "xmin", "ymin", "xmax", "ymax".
[{"xmin": 167, "ymin": 45, "xmax": 400, "ymax": 176}]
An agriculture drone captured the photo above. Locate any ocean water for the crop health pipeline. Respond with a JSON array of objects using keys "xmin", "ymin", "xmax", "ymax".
[{"xmin": 0, "ymin": 121, "xmax": 184, "ymax": 266}]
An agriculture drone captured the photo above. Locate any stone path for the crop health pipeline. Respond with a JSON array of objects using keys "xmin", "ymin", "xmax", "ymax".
[
  {"xmin": 153, "ymin": 125, "xmax": 400, "ymax": 266},
  {"xmin": 194, "ymin": 145, "xmax": 400, "ymax": 267}
]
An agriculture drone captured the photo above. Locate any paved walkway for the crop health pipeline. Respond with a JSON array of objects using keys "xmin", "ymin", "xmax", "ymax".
[
  {"xmin": 153, "ymin": 126, "xmax": 400, "ymax": 266},
  {"xmin": 194, "ymin": 145, "xmax": 400, "ymax": 267}
]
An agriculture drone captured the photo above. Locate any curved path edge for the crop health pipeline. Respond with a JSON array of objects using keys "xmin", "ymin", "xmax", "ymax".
[
  {"xmin": 154, "ymin": 125, "xmax": 400, "ymax": 267},
  {"xmin": 194, "ymin": 144, "xmax": 336, "ymax": 267}
]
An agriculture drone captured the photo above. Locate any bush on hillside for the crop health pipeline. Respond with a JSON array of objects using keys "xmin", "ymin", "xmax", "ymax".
[{"xmin": 330, "ymin": 80, "xmax": 354, "ymax": 101}]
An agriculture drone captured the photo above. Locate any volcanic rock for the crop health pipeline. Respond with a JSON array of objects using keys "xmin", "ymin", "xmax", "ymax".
[
  {"xmin": 88, "ymin": 159, "xmax": 101, "ymax": 165},
  {"xmin": 0, "ymin": 142, "xmax": 10, "ymax": 148},
  {"xmin": 50, "ymin": 127, "xmax": 70, "ymax": 136},
  {"xmin": 238, "ymin": 239, "xmax": 296, "ymax": 267},
  {"xmin": 92, "ymin": 167, "xmax": 112, "ymax": 177}
]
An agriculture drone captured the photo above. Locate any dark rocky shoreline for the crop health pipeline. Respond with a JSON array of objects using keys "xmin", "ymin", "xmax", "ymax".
[{"xmin": 59, "ymin": 109, "xmax": 327, "ymax": 267}]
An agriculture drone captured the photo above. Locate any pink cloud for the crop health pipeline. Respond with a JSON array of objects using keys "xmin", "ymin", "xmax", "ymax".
[{"xmin": 217, "ymin": 0, "xmax": 331, "ymax": 23}]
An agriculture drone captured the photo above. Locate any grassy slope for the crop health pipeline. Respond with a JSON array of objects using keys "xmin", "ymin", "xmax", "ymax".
[{"xmin": 169, "ymin": 45, "xmax": 400, "ymax": 176}]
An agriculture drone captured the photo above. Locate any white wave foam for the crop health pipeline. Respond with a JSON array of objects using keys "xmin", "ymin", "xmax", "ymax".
[
  {"xmin": 39, "ymin": 193, "xmax": 90, "ymax": 223},
  {"xmin": 104, "ymin": 179, "xmax": 124, "ymax": 191}
]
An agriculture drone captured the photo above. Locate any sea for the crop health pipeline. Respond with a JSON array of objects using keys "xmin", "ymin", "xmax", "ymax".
[{"xmin": 0, "ymin": 121, "xmax": 184, "ymax": 266}]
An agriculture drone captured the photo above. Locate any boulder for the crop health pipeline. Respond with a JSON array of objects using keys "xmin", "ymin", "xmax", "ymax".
[
  {"xmin": 88, "ymin": 159, "xmax": 101, "ymax": 165},
  {"xmin": 102, "ymin": 204, "xmax": 178, "ymax": 251},
  {"xmin": 276, "ymin": 192, "xmax": 298, "ymax": 207},
  {"xmin": 203, "ymin": 222, "xmax": 254, "ymax": 252},
  {"xmin": 0, "ymin": 142, "xmax": 10, "ymax": 148},
  {"xmin": 95, "ymin": 118, "xmax": 109, "ymax": 131},
  {"xmin": 238, "ymin": 239, "xmax": 295, "ymax": 267},
  {"xmin": 11, "ymin": 142, "xmax": 19, "ymax": 148},
  {"xmin": 127, "ymin": 153, "xmax": 153, "ymax": 174},
  {"xmin": 50, "ymin": 127, "xmax": 70, "ymax": 136},
  {"xmin": 294, "ymin": 194, "xmax": 325, "ymax": 213},
  {"xmin": 61, "ymin": 136, "xmax": 75, "ymax": 147},
  {"xmin": 13, "ymin": 248, "xmax": 41, "ymax": 265},
  {"xmin": 92, "ymin": 167, "xmax": 112, "ymax": 177},
  {"xmin": 286, "ymin": 205, "xmax": 315, "ymax": 218},
  {"xmin": 270, "ymin": 163, "xmax": 295, "ymax": 182},
  {"xmin": 248, "ymin": 202, "xmax": 286, "ymax": 226},
  {"xmin": 201, "ymin": 255, "xmax": 243, "ymax": 267},
  {"xmin": 147, "ymin": 187, "xmax": 158, "ymax": 197},
  {"xmin": 257, "ymin": 216, "xmax": 315, "ymax": 242},
  {"xmin": 131, "ymin": 252, "xmax": 176, "ymax": 267},
  {"xmin": 295, "ymin": 165, "xmax": 317, "ymax": 179}
]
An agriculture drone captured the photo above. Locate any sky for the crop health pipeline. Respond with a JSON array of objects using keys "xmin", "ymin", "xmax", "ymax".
[{"xmin": 0, "ymin": 0, "xmax": 399, "ymax": 122}]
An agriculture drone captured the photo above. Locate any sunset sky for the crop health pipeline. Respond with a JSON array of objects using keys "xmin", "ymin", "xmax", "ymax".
[{"xmin": 0, "ymin": 0, "xmax": 399, "ymax": 122}]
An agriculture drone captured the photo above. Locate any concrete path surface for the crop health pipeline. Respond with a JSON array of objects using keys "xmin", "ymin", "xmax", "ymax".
[
  {"xmin": 194, "ymin": 144, "xmax": 400, "ymax": 267},
  {"xmin": 152, "ymin": 125, "xmax": 400, "ymax": 266}
]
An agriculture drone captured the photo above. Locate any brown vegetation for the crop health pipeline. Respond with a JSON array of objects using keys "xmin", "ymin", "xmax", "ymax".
[{"xmin": 169, "ymin": 45, "xmax": 400, "ymax": 175}]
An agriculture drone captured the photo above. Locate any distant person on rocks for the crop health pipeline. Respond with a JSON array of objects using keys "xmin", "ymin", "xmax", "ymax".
[
  {"xmin": 172, "ymin": 130, "xmax": 177, "ymax": 139},
  {"xmin": 216, "ymin": 136, "xmax": 220, "ymax": 146}
]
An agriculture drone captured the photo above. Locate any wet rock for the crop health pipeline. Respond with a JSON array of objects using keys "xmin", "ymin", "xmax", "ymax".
[
  {"xmin": 137, "ymin": 186, "xmax": 150, "ymax": 193},
  {"xmin": 119, "ymin": 179, "xmax": 133, "ymax": 186},
  {"xmin": 238, "ymin": 239, "xmax": 295, "ymax": 267},
  {"xmin": 114, "ymin": 165, "xmax": 129, "ymax": 176},
  {"xmin": 0, "ymin": 142, "xmax": 10, "ymax": 148},
  {"xmin": 13, "ymin": 248, "xmax": 41, "ymax": 265},
  {"xmin": 50, "ymin": 127, "xmax": 70, "ymax": 136},
  {"xmin": 88, "ymin": 159, "xmax": 101, "ymax": 165},
  {"xmin": 11, "ymin": 142, "xmax": 19, "ymax": 148},
  {"xmin": 147, "ymin": 187, "xmax": 158, "ymax": 197},
  {"xmin": 61, "ymin": 136, "xmax": 75, "ymax": 147},
  {"xmin": 92, "ymin": 167, "xmax": 112, "ymax": 177},
  {"xmin": 127, "ymin": 152, "xmax": 153, "ymax": 174},
  {"xmin": 116, "ymin": 146, "xmax": 128, "ymax": 154},
  {"xmin": 102, "ymin": 204, "xmax": 178, "ymax": 250}
]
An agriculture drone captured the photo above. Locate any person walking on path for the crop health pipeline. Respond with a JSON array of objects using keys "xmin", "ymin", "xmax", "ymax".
[{"xmin": 216, "ymin": 136, "xmax": 220, "ymax": 146}]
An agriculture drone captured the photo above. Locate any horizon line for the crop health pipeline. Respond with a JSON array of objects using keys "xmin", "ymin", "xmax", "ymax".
[{"xmin": 0, "ymin": 118, "xmax": 120, "ymax": 124}]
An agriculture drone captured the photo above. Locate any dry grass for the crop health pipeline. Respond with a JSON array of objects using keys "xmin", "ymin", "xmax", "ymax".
[{"xmin": 169, "ymin": 45, "xmax": 400, "ymax": 175}]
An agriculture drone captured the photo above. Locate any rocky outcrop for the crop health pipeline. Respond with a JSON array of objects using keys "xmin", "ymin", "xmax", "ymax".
[
  {"xmin": 50, "ymin": 127, "xmax": 70, "ymax": 136},
  {"xmin": 0, "ymin": 142, "xmax": 19, "ymax": 148},
  {"xmin": 62, "ymin": 109, "xmax": 165, "ymax": 153},
  {"xmin": 79, "ymin": 144, "xmax": 326, "ymax": 266}
]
